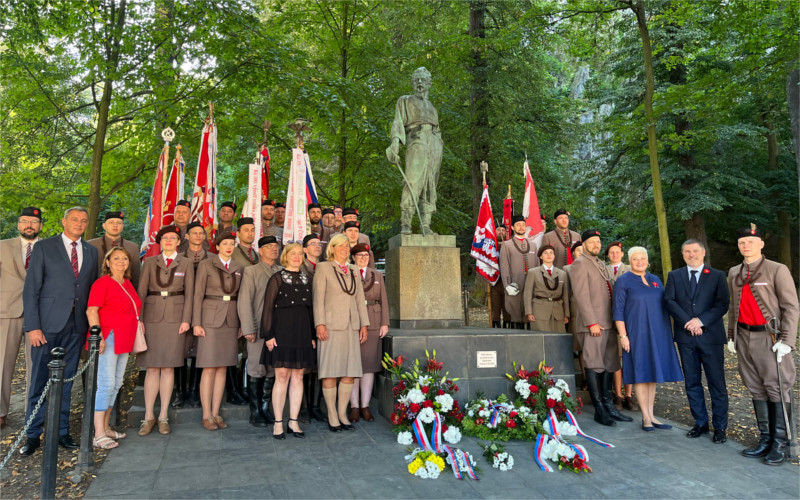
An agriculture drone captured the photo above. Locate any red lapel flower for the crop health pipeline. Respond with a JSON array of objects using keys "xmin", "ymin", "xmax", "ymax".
[
  {"xmin": 703, "ymin": 269, "xmax": 710, "ymax": 274},
  {"xmin": 652, "ymin": 282, "xmax": 659, "ymax": 288}
]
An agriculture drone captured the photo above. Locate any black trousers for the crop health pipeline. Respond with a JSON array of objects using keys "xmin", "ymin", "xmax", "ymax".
[{"xmin": 677, "ymin": 340, "xmax": 729, "ymax": 430}]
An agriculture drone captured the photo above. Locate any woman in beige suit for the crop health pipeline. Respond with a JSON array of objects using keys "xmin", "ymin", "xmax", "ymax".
[
  {"xmin": 312, "ymin": 234, "xmax": 369, "ymax": 432},
  {"xmin": 348, "ymin": 243, "xmax": 389, "ymax": 423},
  {"xmin": 136, "ymin": 226, "xmax": 194, "ymax": 436},
  {"xmin": 524, "ymin": 244, "xmax": 569, "ymax": 333},
  {"xmin": 193, "ymin": 231, "xmax": 243, "ymax": 431}
]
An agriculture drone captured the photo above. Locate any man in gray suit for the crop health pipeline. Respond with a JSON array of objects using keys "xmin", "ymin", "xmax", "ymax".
[
  {"xmin": 0, "ymin": 207, "xmax": 41, "ymax": 429},
  {"xmin": 20, "ymin": 207, "xmax": 98, "ymax": 455}
]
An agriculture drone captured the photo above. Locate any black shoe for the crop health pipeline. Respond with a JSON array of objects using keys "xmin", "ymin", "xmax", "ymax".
[
  {"xmin": 764, "ymin": 401, "xmax": 789, "ymax": 466},
  {"xmin": 19, "ymin": 437, "xmax": 40, "ymax": 456},
  {"xmin": 686, "ymin": 424, "xmax": 709, "ymax": 438},
  {"xmin": 742, "ymin": 400, "xmax": 772, "ymax": 458},
  {"xmin": 713, "ymin": 429, "xmax": 727, "ymax": 444},
  {"xmin": 272, "ymin": 420, "xmax": 286, "ymax": 440},
  {"xmin": 340, "ymin": 423, "xmax": 356, "ymax": 431},
  {"xmin": 171, "ymin": 365, "xmax": 187, "ymax": 408},
  {"xmin": 585, "ymin": 371, "xmax": 615, "ymax": 427},
  {"xmin": 328, "ymin": 423, "xmax": 342, "ymax": 432},
  {"xmin": 287, "ymin": 418, "xmax": 305, "ymax": 438},
  {"xmin": 491, "ymin": 321, "xmax": 501, "ymax": 328},
  {"xmin": 225, "ymin": 366, "xmax": 247, "ymax": 406},
  {"xmin": 310, "ymin": 406, "xmax": 326, "ymax": 422},
  {"xmin": 58, "ymin": 434, "xmax": 79, "ymax": 450}
]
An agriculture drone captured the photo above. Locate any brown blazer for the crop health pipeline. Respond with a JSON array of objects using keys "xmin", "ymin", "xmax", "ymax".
[
  {"xmin": 138, "ymin": 254, "xmax": 194, "ymax": 324},
  {"xmin": 237, "ymin": 260, "xmax": 282, "ymax": 336},
  {"xmin": 87, "ymin": 235, "xmax": 141, "ymax": 288},
  {"xmin": 727, "ymin": 258, "xmax": 799, "ymax": 348},
  {"xmin": 606, "ymin": 262, "xmax": 630, "ymax": 279},
  {"xmin": 569, "ymin": 255, "xmax": 614, "ymax": 332},
  {"xmin": 193, "ymin": 258, "xmax": 243, "ymax": 329},
  {"xmin": 312, "ymin": 262, "xmax": 370, "ymax": 331},
  {"xmin": 232, "ymin": 244, "xmax": 259, "ymax": 268},
  {"xmin": 301, "ymin": 259, "xmax": 318, "ymax": 279},
  {"xmin": 359, "ymin": 267, "xmax": 389, "ymax": 330},
  {"xmin": 541, "ymin": 229, "xmax": 581, "ymax": 270},
  {"xmin": 523, "ymin": 266, "xmax": 570, "ymax": 321},
  {"xmin": 0, "ymin": 238, "xmax": 30, "ymax": 318}
]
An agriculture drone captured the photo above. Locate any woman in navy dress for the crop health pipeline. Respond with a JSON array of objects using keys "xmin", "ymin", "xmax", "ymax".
[{"xmin": 613, "ymin": 246, "xmax": 683, "ymax": 431}]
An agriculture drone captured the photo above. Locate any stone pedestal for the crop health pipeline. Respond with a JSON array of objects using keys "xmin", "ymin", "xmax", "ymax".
[{"xmin": 385, "ymin": 234, "xmax": 461, "ymax": 329}]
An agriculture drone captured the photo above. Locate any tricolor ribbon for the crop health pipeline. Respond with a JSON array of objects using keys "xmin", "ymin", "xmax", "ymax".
[
  {"xmin": 533, "ymin": 434, "xmax": 553, "ymax": 472},
  {"xmin": 489, "ymin": 403, "xmax": 510, "ymax": 428},
  {"xmin": 534, "ymin": 410, "xmax": 609, "ymax": 472},
  {"xmin": 565, "ymin": 409, "xmax": 614, "ymax": 448},
  {"xmin": 410, "ymin": 412, "xmax": 478, "ymax": 480}
]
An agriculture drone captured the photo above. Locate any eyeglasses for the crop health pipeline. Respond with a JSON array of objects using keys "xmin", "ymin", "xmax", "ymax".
[
  {"xmin": 18, "ymin": 220, "xmax": 41, "ymax": 226},
  {"xmin": 354, "ymin": 253, "xmax": 370, "ymax": 258},
  {"xmin": 306, "ymin": 242, "xmax": 321, "ymax": 247},
  {"xmin": 160, "ymin": 236, "xmax": 179, "ymax": 241}
]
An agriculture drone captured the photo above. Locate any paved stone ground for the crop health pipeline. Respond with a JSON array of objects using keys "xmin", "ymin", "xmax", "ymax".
[{"xmin": 85, "ymin": 402, "xmax": 799, "ymax": 500}]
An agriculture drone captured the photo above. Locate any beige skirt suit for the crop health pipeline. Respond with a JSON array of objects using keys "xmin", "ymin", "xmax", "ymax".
[
  {"xmin": 523, "ymin": 265, "xmax": 570, "ymax": 333},
  {"xmin": 193, "ymin": 258, "xmax": 243, "ymax": 368}
]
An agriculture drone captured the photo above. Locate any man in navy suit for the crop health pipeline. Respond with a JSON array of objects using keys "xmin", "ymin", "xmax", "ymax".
[
  {"xmin": 664, "ymin": 239, "xmax": 730, "ymax": 444},
  {"xmin": 20, "ymin": 207, "xmax": 98, "ymax": 455}
]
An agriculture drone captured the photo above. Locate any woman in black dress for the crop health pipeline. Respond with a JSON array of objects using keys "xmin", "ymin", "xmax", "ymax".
[{"xmin": 261, "ymin": 243, "xmax": 316, "ymax": 439}]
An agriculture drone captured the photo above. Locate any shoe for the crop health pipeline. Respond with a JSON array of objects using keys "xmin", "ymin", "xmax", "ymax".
[
  {"xmin": 686, "ymin": 424, "xmax": 709, "ymax": 438},
  {"xmin": 328, "ymin": 423, "xmax": 342, "ymax": 432},
  {"xmin": 20, "ymin": 437, "xmax": 40, "ymax": 456},
  {"xmin": 138, "ymin": 418, "xmax": 156, "ymax": 436},
  {"xmin": 713, "ymin": 429, "xmax": 727, "ymax": 444},
  {"xmin": 287, "ymin": 418, "xmax": 305, "ymax": 438},
  {"xmin": 340, "ymin": 423, "xmax": 356, "ymax": 431},
  {"xmin": 652, "ymin": 422, "xmax": 672, "ymax": 430},
  {"xmin": 213, "ymin": 415, "xmax": 228, "ymax": 429},
  {"xmin": 622, "ymin": 396, "xmax": 639, "ymax": 411},
  {"xmin": 158, "ymin": 418, "xmax": 171, "ymax": 435},
  {"xmin": 92, "ymin": 435, "xmax": 119, "ymax": 450},
  {"xmin": 360, "ymin": 408, "xmax": 375, "ymax": 422},
  {"xmin": 641, "ymin": 422, "xmax": 656, "ymax": 432},
  {"xmin": 742, "ymin": 400, "xmax": 772, "ymax": 458},
  {"xmin": 273, "ymin": 420, "xmax": 286, "ymax": 440},
  {"xmin": 171, "ymin": 365, "xmax": 187, "ymax": 408},
  {"xmin": 58, "ymin": 434, "xmax": 79, "ymax": 449},
  {"xmin": 349, "ymin": 407, "xmax": 360, "ymax": 423},
  {"xmin": 202, "ymin": 418, "xmax": 218, "ymax": 431}
]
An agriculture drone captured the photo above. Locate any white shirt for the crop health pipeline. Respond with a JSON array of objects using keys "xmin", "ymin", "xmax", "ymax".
[
  {"xmin": 61, "ymin": 233, "xmax": 83, "ymax": 271},
  {"xmin": 162, "ymin": 252, "xmax": 178, "ymax": 265},
  {"xmin": 20, "ymin": 236, "xmax": 39, "ymax": 264},
  {"xmin": 687, "ymin": 264, "xmax": 704, "ymax": 281},
  {"xmin": 218, "ymin": 256, "xmax": 231, "ymax": 268},
  {"xmin": 358, "ymin": 267, "xmax": 367, "ymax": 279},
  {"xmin": 543, "ymin": 265, "xmax": 554, "ymax": 274}
]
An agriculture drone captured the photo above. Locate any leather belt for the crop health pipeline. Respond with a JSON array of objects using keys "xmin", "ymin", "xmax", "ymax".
[
  {"xmin": 205, "ymin": 295, "xmax": 237, "ymax": 302},
  {"xmin": 365, "ymin": 300, "xmax": 381, "ymax": 306},
  {"xmin": 148, "ymin": 291, "xmax": 184, "ymax": 297},
  {"xmin": 534, "ymin": 296, "xmax": 561, "ymax": 302},
  {"xmin": 737, "ymin": 322, "xmax": 767, "ymax": 332}
]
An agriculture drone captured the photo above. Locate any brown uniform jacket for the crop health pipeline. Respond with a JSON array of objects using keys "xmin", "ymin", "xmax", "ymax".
[
  {"xmin": 87, "ymin": 235, "xmax": 141, "ymax": 288},
  {"xmin": 606, "ymin": 262, "xmax": 630, "ymax": 279},
  {"xmin": 193, "ymin": 258, "xmax": 243, "ymax": 329},
  {"xmin": 359, "ymin": 267, "xmax": 389, "ymax": 330},
  {"xmin": 312, "ymin": 262, "xmax": 370, "ymax": 331},
  {"xmin": 523, "ymin": 266, "xmax": 570, "ymax": 321},
  {"xmin": 499, "ymin": 237, "xmax": 540, "ymax": 288},
  {"xmin": 237, "ymin": 260, "xmax": 282, "ymax": 337},
  {"xmin": 232, "ymin": 244, "xmax": 259, "ymax": 268},
  {"xmin": 727, "ymin": 257, "xmax": 799, "ymax": 348},
  {"xmin": 0, "ymin": 238, "xmax": 31, "ymax": 318},
  {"xmin": 541, "ymin": 229, "xmax": 581, "ymax": 270},
  {"xmin": 138, "ymin": 254, "xmax": 194, "ymax": 324},
  {"xmin": 301, "ymin": 259, "xmax": 318, "ymax": 279},
  {"xmin": 569, "ymin": 255, "xmax": 614, "ymax": 332}
]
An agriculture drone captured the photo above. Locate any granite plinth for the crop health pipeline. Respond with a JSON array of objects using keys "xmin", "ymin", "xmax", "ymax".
[
  {"xmin": 377, "ymin": 326, "xmax": 575, "ymax": 420},
  {"xmin": 385, "ymin": 234, "xmax": 461, "ymax": 329}
]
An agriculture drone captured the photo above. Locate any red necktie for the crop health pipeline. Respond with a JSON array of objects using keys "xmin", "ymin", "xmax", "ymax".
[
  {"xmin": 547, "ymin": 269, "xmax": 552, "ymax": 276},
  {"xmin": 165, "ymin": 258, "xmax": 173, "ymax": 267},
  {"xmin": 70, "ymin": 242, "xmax": 79, "ymax": 278},
  {"xmin": 339, "ymin": 264, "xmax": 348, "ymax": 274},
  {"xmin": 361, "ymin": 269, "xmax": 366, "ymax": 279},
  {"xmin": 248, "ymin": 247, "xmax": 253, "ymax": 260},
  {"xmin": 614, "ymin": 266, "xmax": 618, "ymax": 275},
  {"xmin": 25, "ymin": 243, "xmax": 32, "ymax": 270},
  {"xmin": 112, "ymin": 240, "xmax": 118, "ymax": 248},
  {"xmin": 225, "ymin": 262, "xmax": 229, "ymax": 270}
]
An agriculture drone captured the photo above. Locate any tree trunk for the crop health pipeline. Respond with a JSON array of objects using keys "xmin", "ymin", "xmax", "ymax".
[
  {"xmin": 337, "ymin": 1, "xmax": 349, "ymax": 207},
  {"xmin": 786, "ymin": 65, "xmax": 799, "ymax": 288},
  {"xmin": 632, "ymin": 0, "xmax": 671, "ymax": 274},
  {"xmin": 762, "ymin": 115, "xmax": 792, "ymax": 271},
  {"xmin": 468, "ymin": 0, "xmax": 489, "ymax": 216}
]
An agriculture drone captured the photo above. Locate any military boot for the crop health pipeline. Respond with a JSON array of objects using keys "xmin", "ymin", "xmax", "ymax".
[
  {"xmin": 764, "ymin": 401, "xmax": 790, "ymax": 466},
  {"xmin": 225, "ymin": 366, "xmax": 247, "ymax": 405},
  {"xmin": 261, "ymin": 376, "xmax": 276, "ymax": 423},
  {"xmin": 585, "ymin": 371, "xmax": 615, "ymax": 427},
  {"xmin": 248, "ymin": 376, "xmax": 268, "ymax": 427},
  {"xmin": 742, "ymin": 400, "xmax": 772, "ymax": 458},
  {"xmin": 602, "ymin": 371, "xmax": 632, "ymax": 422},
  {"xmin": 170, "ymin": 364, "xmax": 187, "ymax": 408}
]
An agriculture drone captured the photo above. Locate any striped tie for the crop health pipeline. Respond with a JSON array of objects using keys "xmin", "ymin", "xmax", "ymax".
[
  {"xmin": 70, "ymin": 242, "xmax": 79, "ymax": 278},
  {"xmin": 25, "ymin": 243, "xmax": 32, "ymax": 270}
]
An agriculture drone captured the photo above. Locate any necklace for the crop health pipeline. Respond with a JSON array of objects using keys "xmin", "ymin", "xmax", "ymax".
[
  {"xmin": 155, "ymin": 258, "xmax": 178, "ymax": 289},
  {"xmin": 215, "ymin": 265, "xmax": 238, "ymax": 295},
  {"xmin": 734, "ymin": 258, "xmax": 764, "ymax": 287},
  {"xmin": 511, "ymin": 237, "xmax": 530, "ymax": 273},
  {"xmin": 335, "ymin": 266, "xmax": 357, "ymax": 296},
  {"xmin": 542, "ymin": 269, "xmax": 559, "ymax": 291}
]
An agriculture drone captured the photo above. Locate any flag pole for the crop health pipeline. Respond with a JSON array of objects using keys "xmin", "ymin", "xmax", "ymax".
[
  {"xmin": 481, "ymin": 160, "xmax": 492, "ymax": 328},
  {"xmin": 160, "ymin": 127, "xmax": 175, "ymax": 227}
]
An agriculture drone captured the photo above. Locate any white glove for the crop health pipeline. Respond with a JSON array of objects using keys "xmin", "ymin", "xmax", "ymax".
[
  {"xmin": 505, "ymin": 283, "xmax": 520, "ymax": 296},
  {"xmin": 726, "ymin": 340, "xmax": 736, "ymax": 354},
  {"xmin": 772, "ymin": 340, "xmax": 791, "ymax": 362}
]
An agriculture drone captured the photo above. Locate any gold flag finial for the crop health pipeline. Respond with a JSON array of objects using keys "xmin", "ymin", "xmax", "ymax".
[{"xmin": 750, "ymin": 223, "xmax": 757, "ymax": 232}]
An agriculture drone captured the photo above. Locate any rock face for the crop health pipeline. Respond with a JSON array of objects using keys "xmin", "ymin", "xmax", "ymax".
[{"xmin": 571, "ymin": 65, "xmax": 614, "ymax": 161}]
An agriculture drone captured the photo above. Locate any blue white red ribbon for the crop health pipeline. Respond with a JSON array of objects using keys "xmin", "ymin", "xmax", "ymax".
[
  {"xmin": 533, "ymin": 434, "xmax": 553, "ymax": 472},
  {"xmin": 565, "ymin": 409, "xmax": 614, "ymax": 448},
  {"xmin": 410, "ymin": 412, "xmax": 478, "ymax": 480}
]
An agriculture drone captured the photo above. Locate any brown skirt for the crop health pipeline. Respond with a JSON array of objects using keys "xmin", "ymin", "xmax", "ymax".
[
  {"xmin": 135, "ymin": 321, "xmax": 187, "ymax": 368},
  {"xmin": 359, "ymin": 327, "xmax": 382, "ymax": 373},
  {"xmin": 196, "ymin": 326, "xmax": 239, "ymax": 368},
  {"xmin": 530, "ymin": 317, "xmax": 566, "ymax": 333}
]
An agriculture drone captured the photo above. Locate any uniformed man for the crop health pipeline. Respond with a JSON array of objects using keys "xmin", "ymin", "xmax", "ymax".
[
  {"xmin": 490, "ymin": 223, "xmax": 510, "ymax": 328},
  {"xmin": 308, "ymin": 203, "xmax": 322, "ymax": 234},
  {"xmin": 87, "ymin": 211, "xmax": 141, "ymax": 288},
  {"xmin": 540, "ymin": 209, "xmax": 581, "ymax": 270},
  {"xmin": 728, "ymin": 224, "xmax": 798, "ymax": 466},
  {"xmin": 337, "ymin": 208, "xmax": 371, "ymax": 246},
  {"xmin": 238, "ymin": 236, "xmax": 281, "ymax": 426},
  {"xmin": 605, "ymin": 241, "xmax": 630, "ymax": 278},
  {"xmin": 569, "ymin": 229, "xmax": 631, "ymax": 427},
  {"xmin": 0, "ymin": 207, "xmax": 41, "ymax": 429},
  {"xmin": 174, "ymin": 200, "xmax": 192, "ymax": 236},
  {"xmin": 218, "ymin": 201, "xmax": 237, "ymax": 235},
  {"xmin": 232, "ymin": 218, "xmax": 259, "ymax": 267},
  {"xmin": 261, "ymin": 199, "xmax": 276, "ymax": 237},
  {"xmin": 603, "ymin": 240, "xmax": 633, "ymax": 410},
  {"xmin": 301, "ymin": 234, "xmax": 322, "ymax": 278},
  {"xmin": 321, "ymin": 208, "xmax": 335, "ymax": 229},
  {"xmin": 343, "ymin": 221, "xmax": 375, "ymax": 268},
  {"xmin": 332, "ymin": 205, "xmax": 344, "ymax": 232},
  {"xmin": 499, "ymin": 215, "xmax": 540, "ymax": 330},
  {"xmin": 299, "ymin": 234, "xmax": 326, "ymax": 421}
]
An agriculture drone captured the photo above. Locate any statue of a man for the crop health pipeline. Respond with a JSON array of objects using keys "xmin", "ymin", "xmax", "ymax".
[{"xmin": 386, "ymin": 67, "xmax": 443, "ymax": 236}]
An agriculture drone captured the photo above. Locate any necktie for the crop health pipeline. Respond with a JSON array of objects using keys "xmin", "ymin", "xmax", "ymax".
[
  {"xmin": 70, "ymin": 241, "xmax": 79, "ymax": 278},
  {"xmin": 339, "ymin": 264, "xmax": 348, "ymax": 274},
  {"xmin": 614, "ymin": 265, "xmax": 618, "ymax": 275},
  {"xmin": 165, "ymin": 258, "xmax": 173, "ymax": 267},
  {"xmin": 225, "ymin": 262, "xmax": 229, "ymax": 270},
  {"xmin": 690, "ymin": 270, "xmax": 698, "ymax": 297},
  {"xmin": 547, "ymin": 269, "xmax": 552, "ymax": 276},
  {"xmin": 112, "ymin": 239, "xmax": 118, "ymax": 248},
  {"xmin": 248, "ymin": 247, "xmax": 253, "ymax": 261},
  {"xmin": 25, "ymin": 243, "xmax": 32, "ymax": 270},
  {"xmin": 361, "ymin": 269, "xmax": 366, "ymax": 279}
]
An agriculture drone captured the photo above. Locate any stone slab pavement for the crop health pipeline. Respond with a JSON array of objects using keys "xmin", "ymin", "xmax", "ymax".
[{"xmin": 85, "ymin": 403, "xmax": 799, "ymax": 499}]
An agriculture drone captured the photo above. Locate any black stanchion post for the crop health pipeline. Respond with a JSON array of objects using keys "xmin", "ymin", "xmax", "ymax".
[
  {"xmin": 78, "ymin": 327, "xmax": 102, "ymax": 471},
  {"xmin": 41, "ymin": 347, "xmax": 66, "ymax": 500},
  {"xmin": 462, "ymin": 284, "xmax": 470, "ymax": 326}
]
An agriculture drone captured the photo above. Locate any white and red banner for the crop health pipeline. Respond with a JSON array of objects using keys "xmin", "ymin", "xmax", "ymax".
[
  {"xmin": 140, "ymin": 146, "xmax": 168, "ymax": 259},
  {"xmin": 522, "ymin": 159, "xmax": 544, "ymax": 247},
  {"xmin": 242, "ymin": 161, "xmax": 263, "ymax": 246},
  {"xmin": 190, "ymin": 120, "xmax": 218, "ymax": 243},
  {"xmin": 470, "ymin": 185, "xmax": 500, "ymax": 285},
  {"xmin": 283, "ymin": 148, "xmax": 308, "ymax": 245},
  {"xmin": 161, "ymin": 149, "xmax": 185, "ymax": 226}
]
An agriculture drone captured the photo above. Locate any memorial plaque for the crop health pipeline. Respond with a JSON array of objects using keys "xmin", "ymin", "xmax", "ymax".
[{"xmin": 476, "ymin": 351, "xmax": 497, "ymax": 369}]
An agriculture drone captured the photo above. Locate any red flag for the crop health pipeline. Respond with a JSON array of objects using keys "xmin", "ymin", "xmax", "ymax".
[
  {"xmin": 190, "ymin": 119, "xmax": 218, "ymax": 249},
  {"xmin": 470, "ymin": 185, "xmax": 500, "ymax": 285},
  {"xmin": 161, "ymin": 148, "xmax": 185, "ymax": 226},
  {"xmin": 522, "ymin": 159, "xmax": 544, "ymax": 245},
  {"xmin": 261, "ymin": 146, "xmax": 270, "ymax": 201},
  {"xmin": 502, "ymin": 196, "xmax": 513, "ymax": 241},
  {"xmin": 139, "ymin": 147, "xmax": 168, "ymax": 259}
]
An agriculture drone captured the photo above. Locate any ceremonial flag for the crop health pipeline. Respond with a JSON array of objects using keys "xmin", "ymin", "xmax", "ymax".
[
  {"xmin": 522, "ymin": 159, "xmax": 544, "ymax": 246},
  {"xmin": 261, "ymin": 146, "xmax": 270, "ymax": 201},
  {"xmin": 242, "ymin": 161, "xmax": 262, "ymax": 244},
  {"xmin": 161, "ymin": 148, "xmax": 185, "ymax": 226},
  {"xmin": 190, "ymin": 118, "xmax": 218, "ymax": 242},
  {"xmin": 283, "ymin": 148, "xmax": 309, "ymax": 244},
  {"xmin": 470, "ymin": 185, "xmax": 500, "ymax": 285},
  {"xmin": 140, "ymin": 146, "xmax": 168, "ymax": 259},
  {"xmin": 503, "ymin": 187, "xmax": 513, "ymax": 241},
  {"xmin": 304, "ymin": 152, "xmax": 318, "ymax": 204}
]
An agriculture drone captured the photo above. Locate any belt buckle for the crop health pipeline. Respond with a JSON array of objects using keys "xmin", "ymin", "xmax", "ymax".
[
  {"xmin": 223, "ymin": 295, "xmax": 231, "ymax": 302},
  {"xmin": 365, "ymin": 300, "xmax": 369, "ymax": 306},
  {"xmin": 160, "ymin": 291, "xmax": 169, "ymax": 297}
]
